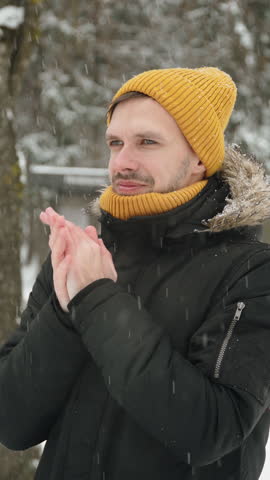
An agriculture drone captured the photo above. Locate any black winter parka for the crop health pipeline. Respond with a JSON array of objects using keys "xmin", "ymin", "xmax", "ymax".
[{"xmin": 1, "ymin": 152, "xmax": 270, "ymax": 480}]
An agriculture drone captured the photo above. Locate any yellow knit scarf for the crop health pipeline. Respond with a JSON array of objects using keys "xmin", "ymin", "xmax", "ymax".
[{"xmin": 99, "ymin": 180, "xmax": 208, "ymax": 220}]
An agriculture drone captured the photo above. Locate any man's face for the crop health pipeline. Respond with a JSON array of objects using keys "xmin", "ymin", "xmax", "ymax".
[{"xmin": 106, "ymin": 97, "xmax": 205, "ymax": 195}]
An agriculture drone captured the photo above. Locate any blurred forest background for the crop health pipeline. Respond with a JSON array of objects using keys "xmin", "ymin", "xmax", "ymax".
[{"xmin": 0, "ymin": 0, "xmax": 269, "ymax": 478}]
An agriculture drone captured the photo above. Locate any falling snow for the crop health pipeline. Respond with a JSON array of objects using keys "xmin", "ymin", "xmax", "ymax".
[{"xmin": 2, "ymin": 1, "xmax": 270, "ymax": 477}]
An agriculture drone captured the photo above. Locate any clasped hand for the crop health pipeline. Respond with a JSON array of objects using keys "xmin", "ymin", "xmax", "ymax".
[{"xmin": 40, "ymin": 207, "xmax": 117, "ymax": 312}]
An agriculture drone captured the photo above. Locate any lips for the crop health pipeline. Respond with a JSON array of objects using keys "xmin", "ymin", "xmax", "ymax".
[
  {"xmin": 116, "ymin": 181, "xmax": 147, "ymax": 194},
  {"xmin": 118, "ymin": 181, "xmax": 145, "ymax": 187}
]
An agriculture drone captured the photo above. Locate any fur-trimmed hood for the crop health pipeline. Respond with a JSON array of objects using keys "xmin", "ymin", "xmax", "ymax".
[
  {"xmin": 205, "ymin": 145, "xmax": 270, "ymax": 232},
  {"xmin": 91, "ymin": 145, "xmax": 270, "ymax": 234}
]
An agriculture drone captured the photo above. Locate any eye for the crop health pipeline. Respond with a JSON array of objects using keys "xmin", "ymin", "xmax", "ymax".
[
  {"xmin": 142, "ymin": 139, "xmax": 156, "ymax": 145},
  {"xmin": 108, "ymin": 140, "xmax": 123, "ymax": 147}
]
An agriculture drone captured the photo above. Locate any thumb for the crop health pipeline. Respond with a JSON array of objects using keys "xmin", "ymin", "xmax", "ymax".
[
  {"xmin": 98, "ymin": 238, "xmax": 110, "ymax": 256},
  {"xmin": 85, "ymin": 225, "xmax": 99, "ymax": 244},
  {"xmin": 58, "ymin": 253, "xmax": 71, "ymax": 277}
]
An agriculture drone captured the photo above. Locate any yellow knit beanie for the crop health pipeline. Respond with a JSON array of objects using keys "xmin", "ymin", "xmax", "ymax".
[{"xmin": 108, "ymin": 67, "xmax": 237, "ymax": 177}]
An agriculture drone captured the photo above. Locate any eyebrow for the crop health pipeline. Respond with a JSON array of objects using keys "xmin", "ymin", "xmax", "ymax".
[{"xmin": 105, "ymin": 131, "xmax": 164, "ymax": 141}]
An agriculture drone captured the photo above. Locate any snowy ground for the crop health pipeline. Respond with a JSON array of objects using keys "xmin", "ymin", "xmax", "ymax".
[{"xmin": 21, "ymin": 253, "xmax": 270, "ymax": 477}]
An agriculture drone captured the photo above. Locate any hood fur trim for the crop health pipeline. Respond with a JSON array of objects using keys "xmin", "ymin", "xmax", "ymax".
[{"xmin": 204, "ymin": 145, "xmax": 270, "ymax": 232}]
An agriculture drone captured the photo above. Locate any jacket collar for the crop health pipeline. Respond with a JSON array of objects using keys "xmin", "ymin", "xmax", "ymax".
[
  {"xmin": 100, "ymin": 176, "xmax": 227, "ymax": 248},
  {"xmin": 97, "ymin": 145, "xmax": 270, "ymax": 248}
]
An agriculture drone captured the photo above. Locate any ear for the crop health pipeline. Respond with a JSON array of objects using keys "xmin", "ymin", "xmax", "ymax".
[
  {"xmin": 191, "ymin": 155, "xmax": 206, "ymax": 178},
  {"xmin": 197, "ymin": 160, "xmax": 206, "ymax": 176}
]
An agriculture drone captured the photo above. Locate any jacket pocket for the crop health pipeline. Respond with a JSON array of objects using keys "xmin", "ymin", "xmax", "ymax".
[{"xmin": 214, "ymin": 302, "xmax": 246, "ymax": 379}]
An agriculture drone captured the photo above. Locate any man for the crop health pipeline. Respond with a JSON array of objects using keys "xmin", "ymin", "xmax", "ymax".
[{"xmin": 1, "ymin": 67, "xmax": 270, "ymax": 480}]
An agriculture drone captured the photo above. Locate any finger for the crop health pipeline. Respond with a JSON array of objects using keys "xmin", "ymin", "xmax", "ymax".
[
  {"xmin": 59, "ymin": 253, "xmax": 71, "ymax": 276},
  {"xmin": 45, "ymin": 213, "xmax": 85, "ymax": 245},
  {"xmin": 53, "ymin": 254, "xmax": 71, "ymax": 312},
  {"xmin": 43, "ymin": 209, "xmax": 68, "ymax": 251},
  {"xmin": 45, "ymin": 207, "xmax": 66, "ymax": 228},
  {"xmin": 49, "ymin": 225, "xmax": 65, "ymax": 251},
  {"xmin": 46, "ymin": 206, "xmax": 62, "ymax": 218},
  {"xmin": 40, "ymin": 211, "xmax": 66, "ymax": 233},
  {"xmin": 98, "ymin": 238, "xmax": 112, "ymax": 258},
  {"xmin": 98, "ymin": 238, "xmax": 106, "ymax": 254},
  {"xmin": 66, "ymin": 221, "xmax": 91, "ymax": 249},
  {"xmin": 51, "ymin": 236, "xmax": 65, "ymax": 269},
  {"xmin": 50, "ymin": 220, "xmax": 84, "ymax": 258},
  {"xmin": 40, "ymin": 211, "xmax": 51, "ymax": 226},
  {"xmin": 51, "ymin": 228, "xmax": 67, "ymax": 270},
  {"xmin": 85, "ymin": 226, "xmax": 99, "ymax": 244}
]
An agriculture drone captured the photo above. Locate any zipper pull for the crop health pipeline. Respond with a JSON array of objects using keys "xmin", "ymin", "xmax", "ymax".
[{"xmin": 234, "ymin": 302, "xmax": 245, "ymax": 320}]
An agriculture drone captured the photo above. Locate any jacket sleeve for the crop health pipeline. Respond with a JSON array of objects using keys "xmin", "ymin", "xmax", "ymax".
[
  {"xmin": 68, "ymin": 250, "xmax": 270, "ymax": 467},
  {"xmin": 0, "ymin": 255, "xmax": 88, "ymax": 451}
]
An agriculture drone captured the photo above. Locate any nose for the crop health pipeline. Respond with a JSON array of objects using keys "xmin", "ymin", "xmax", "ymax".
[{"xmin": 111, "ymin": 145, "xmax": 139, "ymax": 172}]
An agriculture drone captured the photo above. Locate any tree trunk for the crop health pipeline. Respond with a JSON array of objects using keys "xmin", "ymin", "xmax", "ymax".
[{"xmin": 0, "ymin": 1, "xmax": 41, "ymax": 477}]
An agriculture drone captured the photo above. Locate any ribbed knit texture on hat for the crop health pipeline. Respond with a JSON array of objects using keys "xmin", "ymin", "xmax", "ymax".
[
  {"xmin": 108, "ymin": 67, "xmax": 237, "ymax": 177},
  {"xmin": 99, "ymin": 180, "xmax": 207, "ymax": 220}
]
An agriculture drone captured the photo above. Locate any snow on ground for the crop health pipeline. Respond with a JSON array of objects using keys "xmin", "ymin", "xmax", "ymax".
[{"xmin": 0, "ymin": 6, "xmax": 24, "ymax": 29}]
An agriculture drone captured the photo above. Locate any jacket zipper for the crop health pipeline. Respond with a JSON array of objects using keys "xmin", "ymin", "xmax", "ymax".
[{"xmin": 214, "ymin": 301, "xmax": 246, "ymax": 379}]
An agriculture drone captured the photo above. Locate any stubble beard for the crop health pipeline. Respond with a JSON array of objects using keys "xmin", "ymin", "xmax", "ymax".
[
  {"xmin": 158, "ymin": 155, "xmax": 191, "ymax": 193},
  {"xmin": 111, "ymin": 155, "xmax": 191, "ymax": 195}
]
